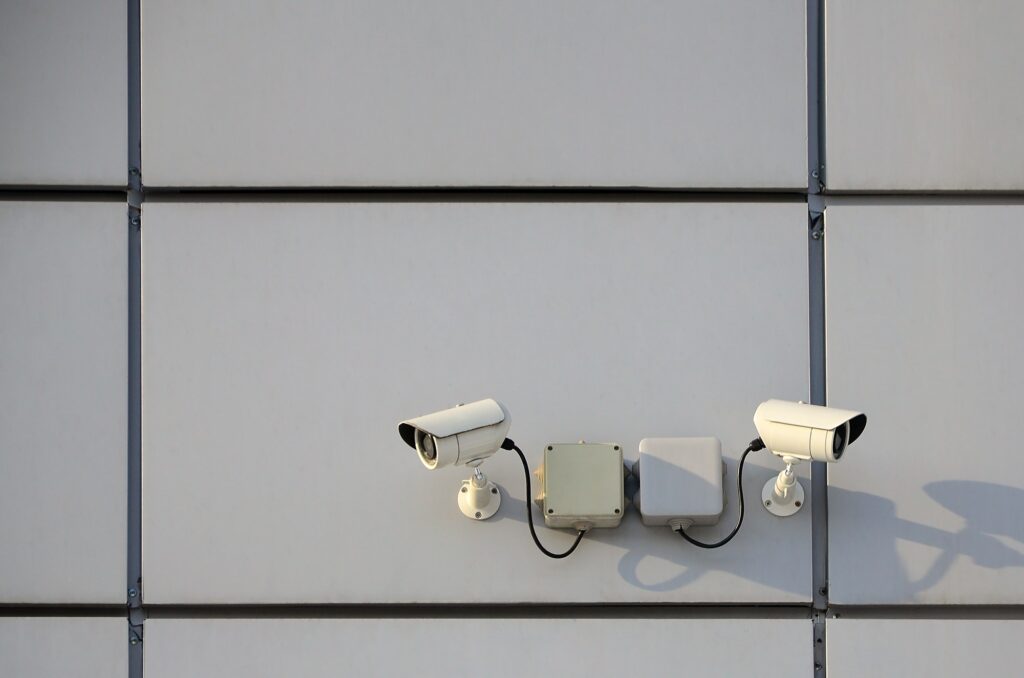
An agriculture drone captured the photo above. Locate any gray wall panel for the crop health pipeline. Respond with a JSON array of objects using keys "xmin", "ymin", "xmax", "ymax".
[
  {"xmin": 828, "ymin": 619, "xmax": 1024, "ymax": 676},
  {"xmin": 0, "ymin": 0, "xmax": 127, "ymax": 186},
  {"xmin": 141, "ymin": 1, "xmax": 806, "ymax": 188},
  {"xmin": 0, "ymin": 618, "xmax": 127, "ymax": 678},
  {"xmin": 827, "ymin": 205, "xmax": 1024, "ymax": 604},
  {"xmin": 146, "ymin": 617, "xmax": 811, "ymax": 678},
  {"xmin": 142, "ymin": 201, "xmax": 810, "ymax": 604},
  {"xmin": 825, "ymin": 1, "xmax": 1024, "ymax": 191},
  {"xmin": 0, "ymin": 202, "xmax": 127, "ymax": 604}
]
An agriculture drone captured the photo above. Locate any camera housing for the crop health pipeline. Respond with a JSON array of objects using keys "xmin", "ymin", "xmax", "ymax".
[
  {"xmin": 398, "ymin": 398, "xmax": 511, "ymax": 520},
  {"xmin": 399, "ymin": 398, "xmax": 511, "ymax": 470},
  {"xmin": 753, "ymin": 399, "xmax": 866, "ymax": 464}
]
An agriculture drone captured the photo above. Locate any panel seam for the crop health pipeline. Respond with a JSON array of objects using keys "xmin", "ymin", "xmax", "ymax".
[
  {"xmin": 127, "ymin": 0, "xmax": 144, "ymax": 675},
  {"xmin": 808, "ymin": 0, "xmax": 828, "ymax": 676}
]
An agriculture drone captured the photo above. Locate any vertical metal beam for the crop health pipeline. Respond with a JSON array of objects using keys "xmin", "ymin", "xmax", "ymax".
[
  {"xmin": 807, "ymin": 0, "xmax": 826, "ymax": 195},
  {"xmin": 808, "ymin": 0, "xmax": 829, "ymax": 676},
  {"xmin": 127, "ymin": 0, "xmax": 142, "ymax": 203},
  {"xmin": 813, "ymin": 613, "xmax": 827, "ymax": 677},
  {"xmin": 127, "ymin": 209, "xmax": 143, "ymax": 672},
  {"xmin": 809, "ymin": 205, "xmax": 827, "ymax": 615},
  {"xmin": 127, "ymin": 0, "xmax": 144, "ymax": 675}
]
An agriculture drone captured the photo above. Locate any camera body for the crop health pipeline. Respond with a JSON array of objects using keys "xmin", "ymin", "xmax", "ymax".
[
  {"xmin": 753, "ymin": 399, "xmax": 866, "ymax": 463},
  {"xmin": 399, "ymin": 398, "xmax": 511, "ymax": 469}
]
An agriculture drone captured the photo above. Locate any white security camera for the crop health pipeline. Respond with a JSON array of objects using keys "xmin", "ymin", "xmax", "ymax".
[
  {"xmin": 753, "ymin": 399, "xmax": 866, "ymax": 517},
  {"xmin": 398, "ymin": 399, "xmax": 511, "ymax": 520}
]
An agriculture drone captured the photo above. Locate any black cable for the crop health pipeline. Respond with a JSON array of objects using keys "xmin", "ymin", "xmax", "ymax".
[
  {"xmin": 675, "ymin": 437, "xmax": 765, "ymax": 549},
  {"xmin": 501, "ymin": 438, "xmax": 586, "ymax": 559}
]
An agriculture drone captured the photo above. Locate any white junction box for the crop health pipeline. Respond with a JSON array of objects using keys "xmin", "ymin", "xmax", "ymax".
[
  {"xmin": 535, "ymin": 443, "xmax": 625, "ymax": 530},
  {"xmin": 633, "ymin": 437, "xmax": 724, "ymax": 529}
]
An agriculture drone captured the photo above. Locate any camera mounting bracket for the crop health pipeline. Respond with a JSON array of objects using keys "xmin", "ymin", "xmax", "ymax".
[
  {"xmin": 458, "ymin": 466, "xmax": 501, "ymax": 520},
  {"xmin": 762, "ymin": 462, "xmax": 805, "ymax": 517}
]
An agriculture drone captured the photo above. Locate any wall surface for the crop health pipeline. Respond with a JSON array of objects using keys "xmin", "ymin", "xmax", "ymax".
[
  {"xmin": 0, "ymin": 618, "xmax": 128, "ymax": 678},
  {"xmin": 141, "ymin": 0, "xmax": 807, "ymax": 188},
  {"xmin": 826, "ymin": 204, "xmax": 1024, "ymax": 605},
  {"xmin": 0, "ymin": 202, "xmax": 127, "ymax": 603},
  {"xmin": 827, "ymin": 619, "xmax": 1024, "ymax": 675},
  {"xmin": 2, "ymin": 1, "xmax": 1023, "ymax": 677},
  {"xmin": 141, "ymin": 201, "xmax": 810, "ymax": 604},
  {"xmin": 144, "ymin": 617, "xmax": 811, "ymax": 678},
  {"xmin": 825, "ymin": 1, "xmax": 1024, "ymax": 191},
  {"xmin": 0, "ymin": 0, "xmax": 126, "ymax": 186}
]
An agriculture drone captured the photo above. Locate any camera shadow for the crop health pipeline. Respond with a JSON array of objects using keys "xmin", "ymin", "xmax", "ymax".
[{"xmin": 829, "ymin": 480, "xmax": 1024, "ymax": 600}]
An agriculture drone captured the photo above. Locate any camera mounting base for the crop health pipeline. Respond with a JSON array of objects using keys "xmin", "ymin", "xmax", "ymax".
[
  {"xmin": 762, "ymin": 465, "xmax": 805, "ymax": 517},
  {"xmin": 458, "ymin": 468, "xmax": 501, "ymax": 520}
]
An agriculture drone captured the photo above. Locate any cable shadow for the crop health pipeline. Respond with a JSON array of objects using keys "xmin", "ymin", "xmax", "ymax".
[{"xmin": 491, "ymin": 457, "xmax": 810, "ymax": 597}]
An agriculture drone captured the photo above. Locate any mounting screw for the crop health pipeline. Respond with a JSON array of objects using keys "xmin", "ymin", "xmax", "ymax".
[
  {"xmin": 811, "ymin": 230, "xmax": 823, "ymax": 240},
  {"xmin": 614, "ymin": 508, "xmax": 621, "ymax": 514},
  {"xmin": 460, "ymin": 486, "xmax": 467, "ymax": 493},
  {"xmin": 128, "ymin": 588, "xmax": 138, "ymax": 598},
  {"xmin": 811, "ymin": 169, "xmax": 819, "ymax": 179},
  {"xmin": 130, "ymin": 216, "xmax": 140, "ymax": 226},
  {"xmin": 819, "ymin": 586, "xmax": 828, "ymax": 596},
  {"xmin": 547, "ymin": 446, "xmax": 553, "ymax": 451},
  {"xmin": 815, "ymin": 663, "xmax": 823, "ymax": 671},
  {"xmin": 490, "ymin": 487, "xmax": 497, "ymax": 494},
  {"xmin": 129, "ymin": 166, "xmax": 140, "ymax": 176},
  {"xmin": 547, "ymin": 508, "xmax": 554, "ymax": 514}
]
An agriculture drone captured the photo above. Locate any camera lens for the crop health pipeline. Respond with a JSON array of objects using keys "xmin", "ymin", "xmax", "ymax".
[
  {"xmin": 419, "ymin": 433, "xmax": 436, "ymax": 461},
  {"xmin": 832, "ymin": 423, "xmax": 847, "ymax": 460}
]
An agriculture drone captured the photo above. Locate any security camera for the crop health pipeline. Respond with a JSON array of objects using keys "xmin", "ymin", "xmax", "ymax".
[
  {"xmin": 753, "ymin": 399, "xmax": 867, "ymax": 517},
  {"xmin": 398, "ymin": 399, "xmax": 511, "ymax": 520}
]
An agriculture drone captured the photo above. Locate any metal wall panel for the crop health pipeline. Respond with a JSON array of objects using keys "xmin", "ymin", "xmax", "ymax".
[
  {"xmin": 0, "ymin": 1, "xmax": 127, "ymax": 186},
  {"xmin": 142, "ymin": 201, "xmax": 810, "ymax": 604},
  {"xmin": 0, "ymin": 202, "xmax": 127, "ymax": 603},
  {"xmin": 141, "ymin": 1, "xmax": 807, "ymax": 188},
  {"xmin": 0, "ymin": 618, "xmax": 128, "ymax": 678},
  {"xmin": 827, "ymin": 204, "xmax": 1024, "ymax": 604},
  {"xmin": 825, "ymin": 1, "xmax": 1024, "ymax": 191},
  {"xmin": 146, "ymin": 617, "xmax": 811, "ymax": 678},
  {"xmin": 828, "ymin": 619, "xmax": 1024, "ymax": 676}
]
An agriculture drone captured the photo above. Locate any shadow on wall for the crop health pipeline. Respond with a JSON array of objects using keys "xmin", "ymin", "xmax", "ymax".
[
  {"xmin": 492, "ymin": 458, "xmax": 810, "ymax": 595},
  {"xmin": 493, "ymin": 493, "xmax": 804, "ymax": 594},
  {"xmin": 491, "ymin": 464, "xmax": 1024, "ymax": 596},
  {"xmin": 833, "ymin": 481, "xmax": 1024, "ymax": 600}
]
